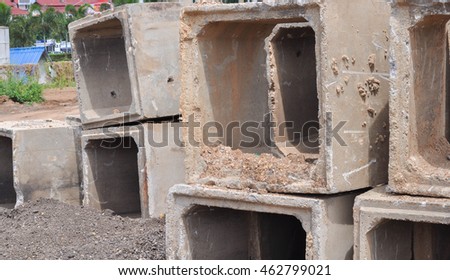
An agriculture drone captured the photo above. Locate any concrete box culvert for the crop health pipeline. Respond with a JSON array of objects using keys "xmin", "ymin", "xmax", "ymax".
[
  {"xmin": 0, "ymin": 120, "xmax": 82, "ymax": 208},
  {"xmin": 166, "ymin": 184, "xmax": 362, "ymax": 260},
  {"xmin": 354, "ymin": 186, "xmax": 450, "ymax": 260},
  {"xmin": 181, "ymin": 1, "xmax": 391, "ymax": 195},
  {"xmin": 81, "ymin": 123, "xmax": 185, "ymax": 218},
  {"xmin": 69, "ymin": 3, "xmax": 183, "ymax": 130},
  {"xmin": 388, "ymin": 0, "xmax": 450, "ymax": 198}
]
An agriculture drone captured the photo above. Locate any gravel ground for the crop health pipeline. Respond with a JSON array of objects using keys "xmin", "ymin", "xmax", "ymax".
[{"xmin": 0, "ymin": 199, "xmax": 165, "ymax": 260}]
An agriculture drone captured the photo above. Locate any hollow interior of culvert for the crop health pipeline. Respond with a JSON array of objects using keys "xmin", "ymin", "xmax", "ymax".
[
  {"xmin": 184, "ymin": 206, "xmax": 307, "ymax": 260},
  {"xmin": 0, "ymin": 136, "xmax": 16, "ymax": 208},
  {"xmin": 85, "ymin": 136, "xmax": 141, "ymax": 217},
  {"xmin": 368, "ymin": 219, "xmax": 450, "ymax": 260}
]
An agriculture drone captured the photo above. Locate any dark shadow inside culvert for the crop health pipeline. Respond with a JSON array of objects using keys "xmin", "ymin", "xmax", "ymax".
[
  {"xmin": 74, "ymin": 18, "xmax": 133, "ymax": 117},
  {"xmin": 271, "ymin": 25, "xmax": 319, "ymax": 154},
  {"xmin": 258, "ymin": 212, "xmax": 307, "ymax": 260},
  {"xmin": 0, "ymin": 136, "xmax": 16, "ymax": 208},
  {"xmin": 85, "ymin": 136, "xmax": 141, "ymax": 216},
  {"xmin": 368, "ymin": 219, "xmax": 450, "ymax": 260},
  {"xmin": 184, "ymin": 206, "xmax": 306, "ymax": 260}
]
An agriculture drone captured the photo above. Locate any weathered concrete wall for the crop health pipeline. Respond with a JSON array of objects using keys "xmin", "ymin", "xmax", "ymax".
[
  {"xmin": 0, "ymin": 27, "xmax": 9, "ymax": 65},
  {"xmin": 81, "ymin": 123, "xmax": 185, "ymax": 218},
  {"xmin": 0, "ymin": 120, "xmax": 81, "ymax": 207},
  {"xmin": 354, "ymin": 186, "xmax": 450, "ymax": 260},
  {"xmin": 180, "ymin": 1, "xmax": 390, "ymax": 195},
  {"xmin": 166, "ymin": 184, "xmax": 360, "ymax": 260},
  {"xmin": 69, "ymin": 3, "xmax": 183, "ymax": 129},
  {"xmin": 388, "ymin": 0, "xmax": 450, "ymax": 198}
]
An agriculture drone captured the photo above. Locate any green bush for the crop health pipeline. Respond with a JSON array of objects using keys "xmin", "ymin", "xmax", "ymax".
[
  {"xmin": 0, "ymin": 77, "xmax": 44, "ymax": 104},
  {"xmin": 49, "ymin": 53, "xmax": 72, "ymax": 62}
]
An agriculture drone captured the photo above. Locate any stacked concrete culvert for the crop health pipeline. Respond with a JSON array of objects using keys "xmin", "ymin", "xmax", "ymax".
[
  {"xmin": 68, "ymin": 3, "xmax": 187, "ymax": 218},
  {"xmin": 166, "ymin": 0, "xmax": 393, "ymax": 260},
  {"xmin": 0, "ymin": 120, "xmax": 82, "ymax": 208},
  {"xmin": 1, "ymin": 0, "xmax": 449, "ymax": 261},
  {"xmin": 352, "ymin": 0, "xmax": 450, "ymax": 260}
]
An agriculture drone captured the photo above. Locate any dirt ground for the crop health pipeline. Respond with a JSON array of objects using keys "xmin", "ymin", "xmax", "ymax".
[
  {"xmin": 0, "ymin": 199, "xmax": 165, "ymax": 260},
  {"xmin": 0, "ymin": 88, "xmax": 80, "ymax": 122},
  {"xmin": 0, "ymin": 88, "xmax": 166, "ymax": 260}
]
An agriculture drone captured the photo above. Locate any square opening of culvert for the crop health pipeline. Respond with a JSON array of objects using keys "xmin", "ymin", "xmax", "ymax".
[
  {"xmin": 410, "ymin": 16, "xmax": 450, "ymax": 163},
  {"xmin": 184, "ymin": 206, "xmax": 307, "ymax": 260},
  {"xmin": 368, "ymin": 219, "xmax": 450, "ymax": 260},
  {"xmin": 197, "ymin": 19, "xmax": 317, "ymax": 155},
  {"xmin": 74, "ymin": 18, "xmax": 133, "ymax": 118},
  {"xmin": 85, "ymin": 136, "xmax": 141, "ymax": 217},
  {"xmin": 269, "ymin": 24, "xmax": 319, "ymax": 155},
  {"xmin": 0, "ymin": 136, "xmax": 16, "ymax": 208}
]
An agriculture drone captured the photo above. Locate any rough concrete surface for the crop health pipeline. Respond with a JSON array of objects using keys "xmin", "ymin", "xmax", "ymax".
[
  {"xmin": 3, "ymin": 0, "xmax": 449, "ymax": 261},
  {"xmin": 180, "ymin": 1, "xmax": 391, "ymax": 194},
  {"xmin": 388, "ymin": 0, "xmax": 450, "ymax": 198},
  {"xmin": 81, "ymin": 122, "xmax": 185, "ymax": 218},
  {"xmin": 166, "ymin": 184, "xmax": 361, "ymax": 260},
  {"xmin": 0, "ymin": 199, "xmax": 165, "ymax": 260},
  {"xmin": 354, "ymin": 186, "xmax": 450, "ymax": 260},
  {"xmin": 69, "ymin": 3, "xmax": 183, "ymax": 129},
  {"xmin": 0, "ymin": 120, "xmax": 81, "ymax": 207}
]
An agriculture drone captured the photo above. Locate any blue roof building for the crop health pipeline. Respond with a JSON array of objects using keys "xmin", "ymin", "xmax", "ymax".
[
  {"xmin": 10, "ymin": 47, "xmax": 48, "ymax": 65},
  {"xmin": 9, "ymin": 47, "xmax": 49, "ymax": 84}
]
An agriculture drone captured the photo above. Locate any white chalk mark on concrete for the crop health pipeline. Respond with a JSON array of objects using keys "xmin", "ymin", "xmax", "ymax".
[
  {"xmin": 341, "ymin": 70, "xmax": 389, "ymax": 77},
  {"xmin": 342, "ymin": 159, "xmax": 377, "ymax": 185},
  {"xmin": 344, "ymin": 130, "xmax": 366, "ymax": 134}
]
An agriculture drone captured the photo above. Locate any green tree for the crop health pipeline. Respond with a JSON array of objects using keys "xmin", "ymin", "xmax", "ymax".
[
  {"xmin": 100, "ymin": 3, "xmax": 111, "ymax": 12},
  {"xmin": 64, "ymin": 4, "xmax": 77, "ymax": 17},
  {"xmin": 40, "ymin": 8, "xmax": 59, "ymax": 41},
  {"xmin": 9, "ymin": 16, "xmax": 34, "ymax": 47},
  {"xmin": 8, "ymin": 3, "xmax": 97, "ymax": 48},
  {"xmin": 0, "ymin": 2, "xmax": 11, "ymax": 26},
  {"xmin": 65, "ymin": 3, "xmax": 90, "ymax": 20},
  {"xmin": 27, "ymin": 6, "xmax": 65, "ymax": 43},
  {"xmin": 113, "ymin": 0, "xmax": 138, "ymax": 7},
  {"xmin": 28, "ymin": 3, "xmax": 42, "ymax": 17},
  {"xmin": 112, "ymin": 0, "xmax": 168, "ymax": 8},
  {"xmin": 51, "ymin": 11, "xmax": 69, "ymax": 41},
  {"xmin": 27, "ymin": 4, "xmax": 44, "ymax": 41}
]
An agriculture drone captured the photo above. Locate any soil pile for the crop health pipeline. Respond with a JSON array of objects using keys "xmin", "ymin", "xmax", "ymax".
[{"xmin": 0, "ymin": 199, "xmax": 165, "ymax": 260}]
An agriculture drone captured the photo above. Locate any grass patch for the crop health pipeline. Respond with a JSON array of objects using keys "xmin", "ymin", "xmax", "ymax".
[{"xmin": 0, "ymin": 77, "xmax": 44, "ymax": 104}]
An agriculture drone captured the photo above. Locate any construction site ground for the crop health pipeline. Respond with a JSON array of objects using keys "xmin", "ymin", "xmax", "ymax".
[
  {"xmin": 0, "ymin": 88, "xmax": 79, "ymax": 122},
  {"xmin": 0, "ymin": 88, "xmax": 166, "ymax": 260}
]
